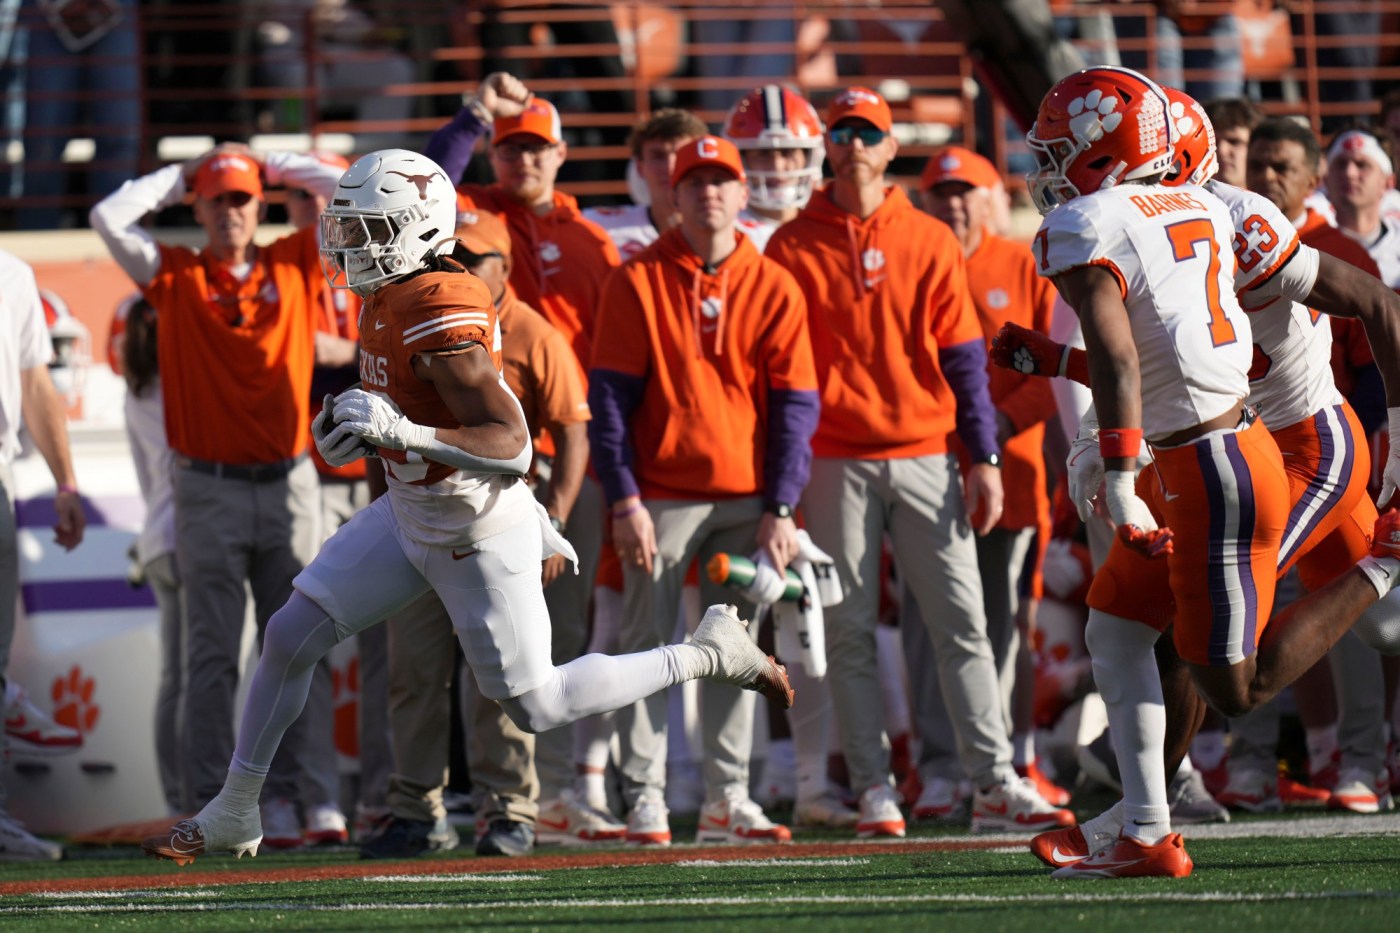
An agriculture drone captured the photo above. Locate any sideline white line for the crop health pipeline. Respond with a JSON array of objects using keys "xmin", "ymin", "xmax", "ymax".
[
  {"xmin": 35, "ymin": 890, "xmax": 220, "ymax": 900},
  {"xmin": 361, "ymin": 873, "xmax": 542, "ymax": 883},
  {"xmin": 8, "ymin": 890, "xmax": 1400, "ymax": 915},
  {"xmin": 678, "ymin": 858, "xmax": 871, "ymax": 868}
]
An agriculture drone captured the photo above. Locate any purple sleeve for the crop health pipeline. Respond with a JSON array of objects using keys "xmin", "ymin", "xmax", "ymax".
[
  {"xmin": 587, "ymin": 368, "xmax": 646, "ymax": 504},
  {"xmin": 940, "ymin": 339, "xmax": 999, "ymax": 462},
  {"xmin": 422, "ymin": 106, "xmax": 490, "ymax": 186},
  {"xmin": 765, "ymin": 388, "xmax": 819, "ymax": 506}
]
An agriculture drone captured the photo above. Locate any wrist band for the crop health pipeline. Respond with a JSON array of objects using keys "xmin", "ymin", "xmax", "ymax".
[
  {"xmin": 612, "ymin": 502, "xmax": 642, "ymax": 519},
  {"xmin": 1099, "ymin": 428, "xmax": 1143, "ymax": 459},
  {"xmin": 1057, "ymin": 344, "xmax": 1072, "ymax": 378},
  {"xmin": 57, "ymin": 484, "xmax": 78, "ymax": 495}
]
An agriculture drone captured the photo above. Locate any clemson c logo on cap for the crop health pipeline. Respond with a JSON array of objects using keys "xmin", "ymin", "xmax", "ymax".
[{"xmin": 698, "ymin": 137, "xmax": 721, "ymax": 159}]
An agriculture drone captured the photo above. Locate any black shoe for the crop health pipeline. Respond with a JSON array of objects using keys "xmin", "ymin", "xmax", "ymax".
[
  {"xmin": 359, "ymin": 815, "xmax": 459, "ymax": 859},
  {"xmin": 475, "ymin": 819, "xmax": 535, "ymax": 857}
]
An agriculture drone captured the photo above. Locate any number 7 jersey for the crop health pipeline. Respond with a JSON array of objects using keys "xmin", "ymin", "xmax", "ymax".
[{"xmin": 1033, "ymin": 183, "xmax": 1251, "ymax": 440}]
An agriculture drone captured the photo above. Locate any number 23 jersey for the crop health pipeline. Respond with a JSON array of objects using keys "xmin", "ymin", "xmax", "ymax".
[{"xmin": 1033, "ymin": 183, "xmax": 1251, "ymax": 440}]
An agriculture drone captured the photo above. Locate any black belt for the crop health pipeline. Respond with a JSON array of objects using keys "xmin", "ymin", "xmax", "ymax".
[{"xmin": 177, "ymin": 453, "xmax": 305, "ymax": 483}]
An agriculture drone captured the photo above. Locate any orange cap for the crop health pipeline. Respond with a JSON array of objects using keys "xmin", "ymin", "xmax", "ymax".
[
  {"xmin": 671, "ymin": 135, "xmax": 747, "ymax": 186},
  {"xmin": 920, "ymin": 146, "xmax": 1001, "ymax": 191},
  {"xmin": 827, "ymin": 87, "xmax": 892, "ymax": 133},
  {"xmin": 455, "ymin": 206, "xmax": 512, "ymax": 257},
  {"xmin": 494, "ymin": 97, "xmax": 562, "ymax": 145},
  {"xmin": 193, "ymin": 153, "xmax": 264, "ymax": 200}
]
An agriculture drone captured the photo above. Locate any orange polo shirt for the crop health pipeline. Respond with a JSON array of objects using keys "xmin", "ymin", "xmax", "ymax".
[
  {"xmin": 498, "ymin": 285, "xmax": 590, "ymax": 458},
  {"xmin": 144, "ymin": 228, "xmax": 319, "ymax": 464},
  {"xmin": 591, "ymin": 228, "xmax": 816, "ymax": 500},
  {"xmin": 766, "ymin": 185, "xmax": 985, "ymax": 459},
  {"xmin": 456, "ymin": 184, "xmax": 620, "ymax": 370}
]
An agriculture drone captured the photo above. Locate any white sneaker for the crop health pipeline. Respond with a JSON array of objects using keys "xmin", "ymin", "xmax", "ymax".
[
  {"xmin": 142, "ymin": 797, "xmax": 262, "ymax": 864},
  {"xmin": 793, "ymin": 791, "xmax": 859, "ymax": 828},
  {"xmin": 1216, "ymin": 766, "xmax": 1283, "ymax": 813},
  {"xmin": 1327, "ymin": 767, "xmax": 1393, "ymax": 814},
  {"xmin": 856, "ymin": 784, "xmax": 906, "ymax": 838},
  {"xmin": 4, "ymin": 680, "xmax": 81, "ymax": 756},
  {"xmin": 691, "ymin": 604, "xmax": 794, "ymax": 707},
  {"xmin": 537, "ymin": 789, "xmax": 627, "ymax": 846},
  {"xmin": 0, "ymin": 811, "xmax": 62, "ymax": 861},
  {"xmin": 912, "ymin": 776, "xmax": 964, "ymax": 822},
  {"xmin": 260, "ymin": 797, "xmax": 302, "ymax": 850},
  {"xmin": 696, "ymin": 792, "xmax": 792, "ymax": 844},
  {"xmin": 625, "ymin": 794, "xmax": 671, "ymax": 846},
  {"xmin": 303, "ymin": 804, "xmax": 348, "ymax": 845},
  {"xmin": 971, "ymin": 777, "xmax": 1076, "ymax": 833}
]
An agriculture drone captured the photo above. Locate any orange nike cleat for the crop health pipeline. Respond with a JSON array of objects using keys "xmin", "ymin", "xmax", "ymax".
[{"xmin": 1051, "ymin": 832, "xmax": 1193, "ymax": 879}]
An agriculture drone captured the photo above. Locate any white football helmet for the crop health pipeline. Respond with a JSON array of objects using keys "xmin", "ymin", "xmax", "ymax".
[
  {"xmin": 40, "ymin": 288, "xmax": 90, "ymax": 409},
  {"xmin": 723, "ymin": 85, "xmax": 825, "ymax": 211},
  {"xmin": 319, "ymin": 149, "xmax": 458, "ymax": 297}
]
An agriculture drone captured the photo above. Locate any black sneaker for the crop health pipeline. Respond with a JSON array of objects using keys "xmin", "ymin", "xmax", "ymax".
[
  {"xmin": 359, "ymin": 816, "xmax": 459, "ymax": 859},
  {"xmin": 475, "ymin": 819, "xmax": 535, "ymax": 857}
]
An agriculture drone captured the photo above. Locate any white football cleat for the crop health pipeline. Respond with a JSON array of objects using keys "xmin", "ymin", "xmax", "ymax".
[{"xmin": 692, "ymin": 604, "xmax": 794, "ymax": 708}]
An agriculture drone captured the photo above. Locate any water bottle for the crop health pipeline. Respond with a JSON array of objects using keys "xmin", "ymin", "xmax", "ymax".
[{"xmin": 707, "ymin": 553, "xmax": 804, "ymax": 602}]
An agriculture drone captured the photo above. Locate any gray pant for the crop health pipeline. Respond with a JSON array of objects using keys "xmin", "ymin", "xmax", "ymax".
[
  {"xmin": 907, "ymin": 526, "xmax": 1034, "ymax": 780},
  {"xmin": 385, "ymin": 590, "xmax": 538, "ymax": 826},
  {"xmin": 616, "ymin": 496, "xmax": 763, "ymax": 805},
  {"xmin": 147, "ymin": 552, "xmax": 187, "ymax": 813},
  {"xmin": 802, "ymin": 455, "xmax": 1014, "ymax": 792},
  {"xmin": 534, "ymin": 472, "xmax": 603, "ymax": 800},
  {"xmin": 176, "ymin": 457, "xmax": 321, "ymax": 805},
  {"xmin": 0, "ymin": 463, "xmax": 16, "ymax": 812}
]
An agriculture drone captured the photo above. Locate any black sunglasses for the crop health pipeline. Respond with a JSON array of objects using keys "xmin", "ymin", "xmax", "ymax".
[{"xmin": 829, "ymin": 126, "xmax": 889, "ymax": 146}]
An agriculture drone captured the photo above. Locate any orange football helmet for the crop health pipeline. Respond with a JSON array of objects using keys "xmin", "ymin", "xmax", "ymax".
[
  {"xmin": 1026, "ymin": 66, "xmax": 1174, "ymax": 215},
  {"xmin": 722, "ymin": 85, "xmax": 825, "ymax": 210},
  {"xmin": 1162, "ymin": 87, "xmax": 1218, "ymax": 188}
]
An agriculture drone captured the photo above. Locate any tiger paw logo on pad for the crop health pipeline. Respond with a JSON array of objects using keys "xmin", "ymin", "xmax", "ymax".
[
  {"xmin": 1067, "ymin": 90, "xmax": 1122, "ymax": 140},
  {"xmin": 51, "ymin": 665, "xmax": 99, "ymax": 735}
]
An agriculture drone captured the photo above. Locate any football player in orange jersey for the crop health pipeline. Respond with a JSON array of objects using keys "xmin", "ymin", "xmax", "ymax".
[{"xmin": 141, "ymin": 149, "xmax": 794, "ymax": 866}]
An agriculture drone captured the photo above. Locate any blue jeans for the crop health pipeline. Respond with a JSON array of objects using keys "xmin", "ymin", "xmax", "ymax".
[{"xmin": 3, "ymin": 0, "xmax": 140, "ymax": 229}]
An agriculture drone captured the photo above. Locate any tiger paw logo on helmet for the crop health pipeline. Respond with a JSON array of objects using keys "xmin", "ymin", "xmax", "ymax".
[
  {"xmin": 1066, "ymin": 90, "xmax": 1122, "ymax": 140},
  {"xmin": 1168, "ymin": 100, "xmax": 1198, "ymax": 138}
]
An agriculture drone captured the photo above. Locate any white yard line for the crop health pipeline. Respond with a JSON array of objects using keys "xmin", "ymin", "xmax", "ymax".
[{"xmin": 677, "ymin": 858, "xmax": 872, "ymax": 867}]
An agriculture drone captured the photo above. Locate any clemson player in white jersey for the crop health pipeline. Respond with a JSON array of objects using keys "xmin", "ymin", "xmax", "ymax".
[
  {"xmin": 141, "ymin": 150, "xmax": 795, "ymax": 866},
  {"xmin": 723, "ymin": 85, "xmax": 826, "ymax": 252},
  {"xmin": 1022, "ymin": 67, "xmax": 1400, "ymax": 879}
]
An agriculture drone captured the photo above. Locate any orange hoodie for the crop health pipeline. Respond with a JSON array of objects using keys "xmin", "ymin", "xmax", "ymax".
[
  {"xmin": 766, "ymin": 185, "xmax": 989, "ymax": 460},
  {"xmin": 456, "ymin": 184, "xmax": 620, "ymax": 370},
  {"xmin": 589, "ymin": 228, "xmax": 819, "ymax": 502}
]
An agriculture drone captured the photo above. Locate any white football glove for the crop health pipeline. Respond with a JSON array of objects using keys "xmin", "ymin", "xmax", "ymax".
[
  {"xmin": 1379, "ymin": 408, "xmax": 1400, "ymax": 510},
  {"xmin": 312, "ymin": 393, "xmax": 374, "ymax": 467},
  {"xmin": 1067, "ymin": 423, "xmax": 1104, "ymax": 524},
  {"xmin": 332, "ymin": 387, "xmax": 434, "ymax": 452}
]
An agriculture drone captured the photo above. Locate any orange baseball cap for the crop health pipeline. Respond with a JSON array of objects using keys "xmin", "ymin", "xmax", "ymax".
[
  {"xmin": 827, "ymin": 87, "xmax": 892, "ymax": 133},
  {"xmin": 494, "ymin": 97, "xmax": 562, "ymax": 145},
  {"xmin": 455, "ymin": 206, "xmax": 512, "ymax": 257},
  {"xmin": 193, "ymin": 153, "xmax": 264, "ymax": 200},
  {"xmin": 920, "ymin": 146, "xmax": 1001, "ymax": 191},
  {"xmin": 671, "ymin": 135, "xmax": 747, "ymax": 186}
]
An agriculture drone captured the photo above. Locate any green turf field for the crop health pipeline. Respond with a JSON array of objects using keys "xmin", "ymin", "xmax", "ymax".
[{"xmin": 3, "ymin": 812, "xmax": 1398, "ymax": 931}]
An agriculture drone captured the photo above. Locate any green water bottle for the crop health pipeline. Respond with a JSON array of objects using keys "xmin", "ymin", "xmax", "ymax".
[{"xmin": 707, "ymin": 553, "xmax": 804, "ymax": 602}]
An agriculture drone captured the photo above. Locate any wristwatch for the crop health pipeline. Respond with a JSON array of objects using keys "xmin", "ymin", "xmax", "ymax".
[
  {"xmin": 548, "ymin": 515, "xmax": 566, "ymax": 534},
  {"xmin": 976, "ymin": 453, "xmax": 1002, "ymax": 468},
  {"xmin": 764, "ymin": 502, "xmax": 794, "ymax": 519}
]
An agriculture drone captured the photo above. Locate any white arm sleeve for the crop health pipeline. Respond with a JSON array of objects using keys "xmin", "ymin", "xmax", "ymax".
[
  {"xmin": 1246, "ymin": 242, "xmax": 1322, "ymax": 305},
  {"xmin": 263, "ymin": 151, "xmax": 344, "ymax": 200},
  {"xmin": 89, "ymin": 164, "xmax": 186, "ymax": 286}
]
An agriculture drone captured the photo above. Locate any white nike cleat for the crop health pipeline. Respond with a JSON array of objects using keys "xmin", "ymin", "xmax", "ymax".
[
  {"xmin": 141, "ymin": 798, "xmax": 262, "ymax": 866},
  {"xmin": 692, "ymin": 604, "xmax": 795, "ymax": 708}
]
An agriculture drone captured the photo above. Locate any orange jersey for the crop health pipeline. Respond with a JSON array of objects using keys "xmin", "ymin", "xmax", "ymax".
[
  {"xmin": 498, "ymin": 286, "xmax": 590, "ymax": 457},
  {"xmin": 145, "ymin": 228, "xmax": 319, "ymax": 463},
  {"xmin": 591, "ymin": 228, "xmax": 817, "ymax": 500},
  {"xmin": 456, "ymin": 185, "xmax": 620, "ymax": 369},
  {"xmin": 357, "ymin": 267, "xmax": 501, "ymax": 487},
  {"xmin": 766, "ymin": 185, "xmax": 985, "ymax": 459},
  {"xmin": 962, "ymin": 232, "xmax": 1058, "ymax": 530}
]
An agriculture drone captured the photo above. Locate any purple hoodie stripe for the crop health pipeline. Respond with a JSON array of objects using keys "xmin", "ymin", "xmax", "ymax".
[
  {"xmin": 587, "ymin": 368, "xmax": 647, "ymax": 504},
  {"xmin": 422, "ymin": 105, "xmax": 490, "ymax": 187},
  {"xmin": 1278, "ymin": 406, "xmax": 1354, "ymax": 569},
  {"xmin": 23, "ymin": 579, "xmax": 156, "ymax": 614},
  {"xmin": 939, "ymin": 339, "xmax": 999, "ymax": 462}
]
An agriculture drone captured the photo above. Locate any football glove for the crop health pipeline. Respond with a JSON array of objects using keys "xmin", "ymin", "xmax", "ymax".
[{"xmin": 312, "ymin": 393, "xmax": 375, "ymax": 467}]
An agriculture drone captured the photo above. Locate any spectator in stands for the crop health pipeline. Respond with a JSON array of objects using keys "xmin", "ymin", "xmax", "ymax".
[
  {"xmin": 110, "ymin": 294, "xmax": 186, "ymax": 815},
  {"xmin": 0, "ymin": 247, "xmax": 85, "ymax": 860},
  {"xmin": 4, "ymin": 0, "xmax": 139, "ymax": 229},
  {"xmin": 589, "ymin": 135, "xmax": 818, "ymax": 846},
  {"xmin": 252, "ymin": 0, "xmax": 415, "ymax": 151},
  {"xmin": 1315, "ymin": 4, "xmax": 1384, "ymax": 133},
  {"xmin": 90, "ymin": 145, "xmax": 344, "ymax": 845},
  {"xmin": 766, "ymin": 87, "xmax": 1074, "ymax": 839},
  {"xmin": 1202, "ymin": 97, "xmax": 1262, "ymax": 189},
  {"xmin": 909, "ymin": 146, "xmax": 1067, "ymax": 820},
  {"xmin": 1325, "ymin": 130, "xmax": 1400, "ymax": 288},
  {"xmin": 1117, "ymin": 3, "xmax": 1243, "ymax": 103}
]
